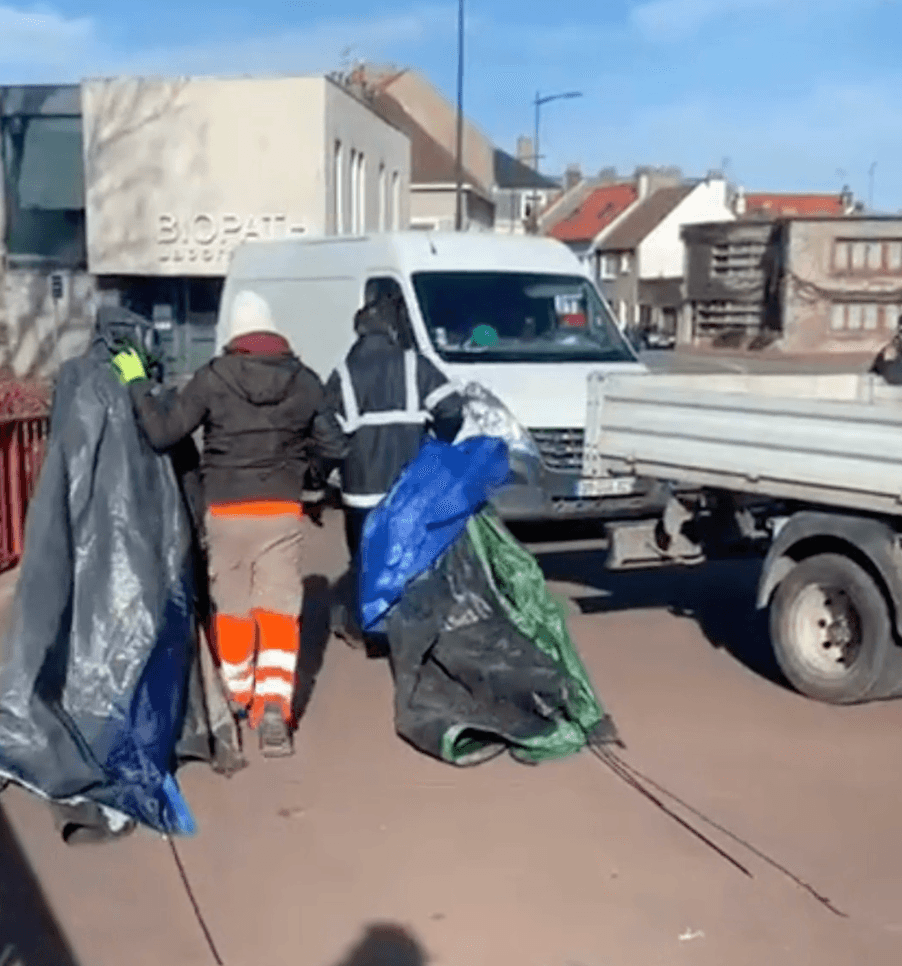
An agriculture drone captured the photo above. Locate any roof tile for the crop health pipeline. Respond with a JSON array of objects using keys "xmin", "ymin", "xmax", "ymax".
[
  {"xmin": 741, "ymin": 193, "xmax": 846, "ymax": 218},
  {"xmin": 548, "ymin": 184, "xmax": 638, "ymax": 243}
]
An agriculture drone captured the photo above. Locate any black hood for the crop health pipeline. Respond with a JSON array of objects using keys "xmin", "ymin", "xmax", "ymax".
[
  {"xmin": 92, "ymin": 305, "xmax": 161, "ymax": 358},
  {"xmin": 211, "ymin": 353, "xmax": 302, "ymax": 406}
]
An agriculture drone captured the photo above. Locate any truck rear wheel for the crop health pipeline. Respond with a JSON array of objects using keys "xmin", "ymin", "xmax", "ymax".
[{"xmin": 770, "ymin": 553, "xmax": 892, "ymax": 704}]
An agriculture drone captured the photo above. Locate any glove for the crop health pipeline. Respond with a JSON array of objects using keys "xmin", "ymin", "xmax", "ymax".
[{"xmin": 111, "ymin": 348, "xmax": 147, "ymax": 385}]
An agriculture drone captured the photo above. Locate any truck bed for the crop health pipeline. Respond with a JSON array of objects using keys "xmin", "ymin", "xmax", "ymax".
[{"xmin": 583, "ymin": 372, "xmax": 902, "ymax": 515}]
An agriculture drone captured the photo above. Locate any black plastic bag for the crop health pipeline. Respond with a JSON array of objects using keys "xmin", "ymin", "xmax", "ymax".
[{"xmin": 0, "ymin": 329, "xmax": 198, "ymax": 835}]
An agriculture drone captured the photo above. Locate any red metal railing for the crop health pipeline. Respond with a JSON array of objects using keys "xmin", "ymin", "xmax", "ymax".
[{"xmin": 0, "ymin": 416, "xmax": 49, "ymax": 573}]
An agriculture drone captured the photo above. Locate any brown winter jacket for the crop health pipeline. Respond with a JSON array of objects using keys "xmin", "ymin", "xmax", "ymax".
[{"xmin": 129, "ymin": 343, "xmax": 347, "ymax": 506}]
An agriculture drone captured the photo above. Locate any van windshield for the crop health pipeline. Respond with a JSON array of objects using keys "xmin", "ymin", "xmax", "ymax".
[{"xmin": 411, "ymin": 271, "xmax": 636, "ymax": 363}]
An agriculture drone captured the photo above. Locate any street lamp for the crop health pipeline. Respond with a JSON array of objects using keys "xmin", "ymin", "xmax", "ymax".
[
  {"xmin": 530, "ymin": 90, "xmax": 582, "ymax": 232},
  {"xmin": 454, "ymin": 0, "xmax": 465, "ymax": 231},
  {"xmin": 533, "ymin": 90, "xmax": 583, "ymax": 176}
]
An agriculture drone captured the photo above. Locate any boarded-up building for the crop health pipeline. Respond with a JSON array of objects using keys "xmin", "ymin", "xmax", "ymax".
[
  {"xmin": 682, "ymin": 217, "xmax": 902, "ymax": 353},
  {"xmin": 681, "ymin": 220, "xmax": 780, "ymax": 346}
]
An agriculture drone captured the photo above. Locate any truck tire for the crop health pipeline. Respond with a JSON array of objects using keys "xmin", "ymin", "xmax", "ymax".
[{"xmin": 769, "ymin": 553, "xmax": 892, "ymax": 704}]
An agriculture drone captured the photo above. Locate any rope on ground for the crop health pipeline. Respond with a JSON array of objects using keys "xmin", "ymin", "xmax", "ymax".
[
  {"xmin": 606, "ymin": 751, "xmax": 848, "ymax": 918},
  {"xmin": 588, "ymin": 744, "xmax": 848, "ymax": 918},
  {"xmin": 588, "ymin": 745, "xmax": 752, "ymax": 877},
  {"xmin": 166, "ymin": 835, "xmax": 226, "ymax": 964}
]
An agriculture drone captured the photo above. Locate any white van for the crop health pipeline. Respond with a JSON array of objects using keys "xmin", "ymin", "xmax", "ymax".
[{"xmin": 217, "ymin": 231, "xmax": 658, "ymax": 522}]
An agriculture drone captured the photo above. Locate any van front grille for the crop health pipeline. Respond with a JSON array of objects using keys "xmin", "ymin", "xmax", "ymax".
[{"xmin": 529, "ymin": 428, "xmax": 584, "ymax": 473}]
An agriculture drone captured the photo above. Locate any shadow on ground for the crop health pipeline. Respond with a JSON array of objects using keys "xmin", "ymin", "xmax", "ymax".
[
  {"xmin": 533, "ymin": 545, "xmax": 787, "ymax": 688},
  {"xmin": 0, "ymin": 797, "xmax": 81, "ymax": 966},
  {"xmin": 329, "ymin": 923, "xmax": 428, "ymax": 966},
  {"xmin": 293, "ymin": 575, "xmax": 332, "ymax": 723}
]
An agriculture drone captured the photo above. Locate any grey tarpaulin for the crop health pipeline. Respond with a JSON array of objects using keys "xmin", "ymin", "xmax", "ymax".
[{"xmin": 0, "ymin": 309, "xmax": 235, "ymax": 839}]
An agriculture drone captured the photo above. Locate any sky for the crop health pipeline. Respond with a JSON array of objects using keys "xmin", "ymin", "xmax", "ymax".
[{"xmin": 2, "ymin": 0, "xmax": 902, "ymax": 211}]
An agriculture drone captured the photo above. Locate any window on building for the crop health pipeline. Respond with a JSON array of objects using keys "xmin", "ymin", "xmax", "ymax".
[
  {"xmin": 378, "ymin": 163, "xmax": 386, "ymax": 231},
  {"xmin": 834, "ymin": 238, "xmax": 902, "ymax": 275},
  {"xmin": 829, "ymin": 302, "xmax": 889, "ymax": 332},
  {"xmin": 620, "ymin": 252, "xmax": 633, "ymax": 275},
  {"xmin": 348, "ymin": 149, "xmax": 358, "ymax": 233},
  {"xmin": 334, "ymin": 140, "xmax": 343, "ymax": 235},
  {"xmin": 599, "ymin": 254, "xmax": 617, "ymax": 280},
  {"xmin": 711, "ymin": 240, "xmax": 766, "ymax": 279},
  {"xmin": 356, "ymin": 152, "xmax": 366, "ymax": 232},
  {"xmin": 520, "ymin": 191, "xmax": 545, "ymax": 222},
  {"xmin": 867, "ymin": 242, "xmax": 883, "ymax": 271},
  {"xmin": 1, "ymin": 112, "xmax": 86, "ymax": 265},
  {"xmin": 392, "ymin": 172, "xmax": 401, "ymax": 230},
  {"xmin": 695, "ymin": 301, "xmax": 764, "ymax": 330}
]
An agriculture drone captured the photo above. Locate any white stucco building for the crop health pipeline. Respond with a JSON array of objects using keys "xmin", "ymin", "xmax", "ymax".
[
  {"xmin": 1, "ymin": 75, "xmax": 411, "ymax": 378},
  {"xmin": 592, "ymin": 176, "xmax": 735, "ymax": 335}
]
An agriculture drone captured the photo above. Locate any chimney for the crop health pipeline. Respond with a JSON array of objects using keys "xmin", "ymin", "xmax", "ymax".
[
  {"xmin": 597, "ymin": 166, "xmax": 618, "ymax": 184},
  {"xmin": 637, "ymin": 172, "xmax": 650, "ymax": 198},
  {"xmin": 564, "ymin": 163, "xmax": 582, "ymax": 192},
  {"xmin": 733, "ymin": 185, "xmax": 746, "ymax": 216},
  {"xmin": 840, "ymin": 185, "xmax": 854, "ymax": 215},
  {"xmin": 517, "ymin": 136, "xmax": 536, "ymax": 169}
]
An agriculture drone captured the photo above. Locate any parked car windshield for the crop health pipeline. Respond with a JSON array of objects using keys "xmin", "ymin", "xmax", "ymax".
[{"xmin": 411, "ymin": 271, "xmax": 636, "ymax": 364}]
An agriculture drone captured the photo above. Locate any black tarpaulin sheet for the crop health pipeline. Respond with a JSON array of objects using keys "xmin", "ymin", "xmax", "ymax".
[
  {"xmin": 383, "ymin": 510, "xmax": 619, "ymax": 766},
  {"xmin": 0, "ymin": 332, "xmax": 198, "ymax": 835}
]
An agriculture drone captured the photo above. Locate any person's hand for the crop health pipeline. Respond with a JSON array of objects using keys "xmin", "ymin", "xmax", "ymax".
[{"xmin": 111, "ymin": 348, "xmax": 147, "ymax": 384}]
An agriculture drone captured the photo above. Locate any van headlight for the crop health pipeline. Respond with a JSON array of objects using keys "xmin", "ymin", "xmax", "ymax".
[{"xmin": 455, "ymin": 382, "xmax": 540, "ymax": 460}]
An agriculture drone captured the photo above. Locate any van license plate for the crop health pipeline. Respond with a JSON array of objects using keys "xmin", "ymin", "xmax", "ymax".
[{"xmin": 577, "ymin": 477, "xmax": 636, "ymax": 498}]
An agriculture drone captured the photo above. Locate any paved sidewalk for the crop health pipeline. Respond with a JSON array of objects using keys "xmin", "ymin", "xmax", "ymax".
[{"xmin": 2, "ymin": 514, "xmax": 902, "ymax": 966}]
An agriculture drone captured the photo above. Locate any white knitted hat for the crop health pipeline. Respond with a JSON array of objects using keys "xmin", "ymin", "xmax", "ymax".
[{"xmin": 228, "ymin": 290, "xmax": 280, "ymax": 341}]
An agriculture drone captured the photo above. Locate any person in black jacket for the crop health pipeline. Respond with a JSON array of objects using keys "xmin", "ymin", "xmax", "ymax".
[
  {"xmin": 325, "ymin": 291, "xmax": 465, "ymax": 645},
  {"xmin": 113, "ymin": 290, "xmax": 347, "ymax": 757},
  {"xmin": 871, "ymin": 313, "xmax": 902, "ymax": 384}
]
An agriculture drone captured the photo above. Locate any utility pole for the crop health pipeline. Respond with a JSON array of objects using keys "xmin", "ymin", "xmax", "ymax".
[{"xmin": 454, "ymin": 0, "xmax": 465, "ymax": 231}]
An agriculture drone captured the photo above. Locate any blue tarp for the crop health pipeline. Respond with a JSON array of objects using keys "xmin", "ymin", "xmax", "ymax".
[{"xmin": 358, "ymin": 437, "xmax": 511, "ymax": 630}]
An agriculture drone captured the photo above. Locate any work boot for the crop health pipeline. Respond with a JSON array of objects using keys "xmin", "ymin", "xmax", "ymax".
[{"xmin": 259, "ymin": 702, "xmax": 293, "ymax": 758}]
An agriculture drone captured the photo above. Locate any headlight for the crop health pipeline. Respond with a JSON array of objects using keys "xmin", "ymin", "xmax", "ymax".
[{"xmin": 455, "ymin": 382, "xmax": 540, "ymax": 460}]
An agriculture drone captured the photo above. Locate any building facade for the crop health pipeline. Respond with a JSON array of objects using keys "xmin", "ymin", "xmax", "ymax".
[
  {"xmin": 0, "ymin": 85, "xmax": 95, "ymax": 378},
  {"xmin": 682, "ymin": 217, "xmax": 902, "ymax": 353},
  {"xmin": 492, "ymin": 141, "xmax": 559, "ymax": 235},
  {"xmin": 681, "ymin": 220, "xmax": 780, "ymax": 347},
  {"xmin": 345, "ymin": 66, "xmax": 495, "ymax": 233},
  {"xmin": 1, "ymin": 75, "xmax": 410, "ymax": 379},
  {"xmin": 780, "ymin": 218, "xmax": 902, "ymax": 353},
  {"xmin": 593, "ymin": 176, "xmax": 734, "ymax": 334}
]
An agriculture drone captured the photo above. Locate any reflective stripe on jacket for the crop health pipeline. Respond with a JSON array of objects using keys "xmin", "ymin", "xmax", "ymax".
[{"xmin": 325, "ymin": 332, "xmax": 464, "ymax": 508}]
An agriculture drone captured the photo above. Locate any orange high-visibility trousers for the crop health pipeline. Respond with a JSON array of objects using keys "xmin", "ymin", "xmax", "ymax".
[{"xmin": 206, "ymin": 501, "xmax": 305, "ymax": 725}]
